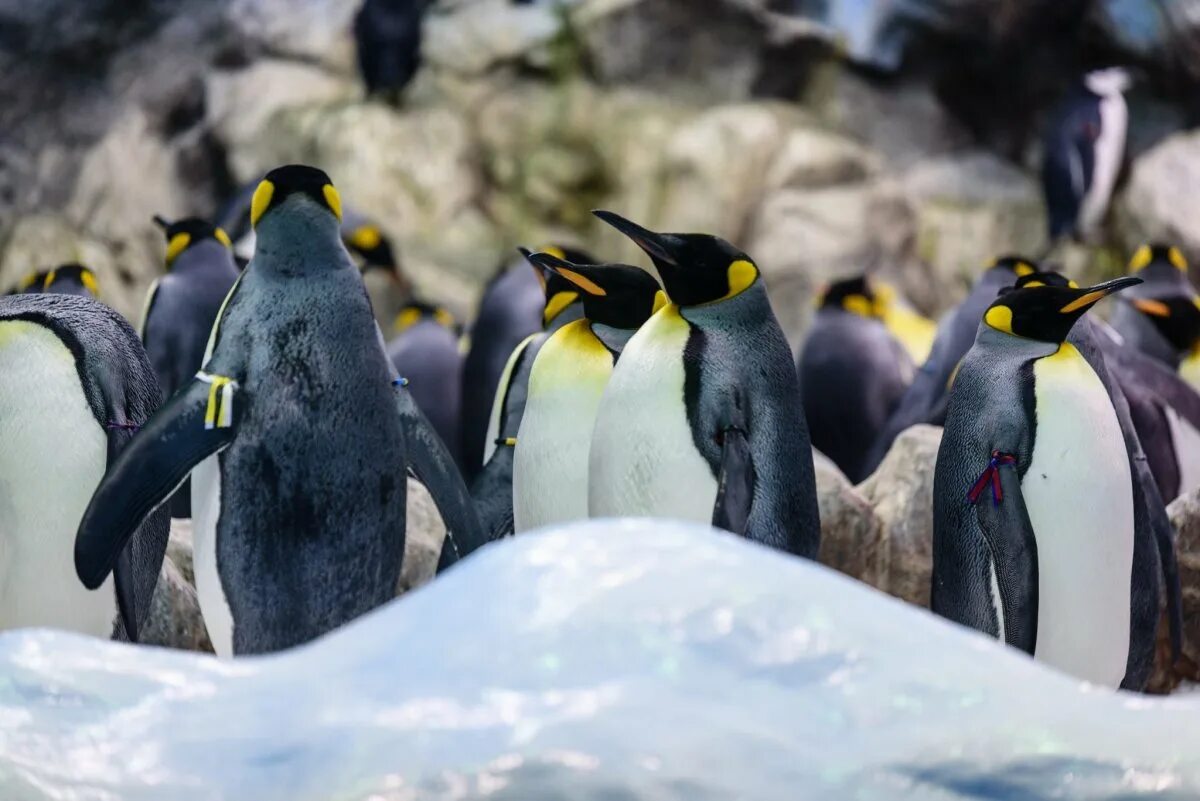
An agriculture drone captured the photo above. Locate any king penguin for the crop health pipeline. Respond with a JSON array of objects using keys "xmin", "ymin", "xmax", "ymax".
[
  {"xmin": 1110, "ymin": 244, "xmax": 1200, "ymax": 372},
  {"xmin": 354, "ymin": 0, "xmax": 430, "ymax": 102},
  {"xmin": 513, "ymin": 252, "xmax": 663, "ymax": 533},
  {"xmin": 1041, "ymin": 67, "xmax": 1130, "ymax": 244},
  {"xmin": 588, "ymin": 211, "xmax": 820, "ymax": 557},
  {"xmin": 73, "ymin": 165, "xmax": 484, "ymax": 656},
  {"xmin": 864, "ymin": 255, "xmax": 1037, "ymax": 475},
  {"xmin": 931, "ymin": 273, "xmax": 1166, "ymax": 689},
  {"xmin": 387, "ymin": 301, "xmax": 464, "ymax": 467},
  {"xmin": 798, "ymin": 275, "xmax": 914, "ymax": 484},
  {"xmin": 41, "ymin": 264, "xmax": 101, "ymax": 298},
  {"xmin": 0, "ymin": 293, "xmax": 167, "ymax": 641}
]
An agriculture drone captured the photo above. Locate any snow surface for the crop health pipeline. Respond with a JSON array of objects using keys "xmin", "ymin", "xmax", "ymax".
[{"xmin": 0, "ymin": 519, "xmax": 1197, "ymax": 800}]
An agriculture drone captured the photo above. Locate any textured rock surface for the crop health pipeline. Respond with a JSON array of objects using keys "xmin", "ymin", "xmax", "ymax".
[
  {"xmin": 815, "ymin": 452, "xmax": 885, "ymax": 588},
  {"xmin": 140, "ymin": 552, "xmax": 214, "ymax": 654},
  {"xmin": 1166, "ymin": 488, "xmax": 1200, "ymax": 684},
  {"xmin": 1, "ymin": 521, "xmax": 1197, "ymax": 800},
  {"xmin": 1122, "ymin": 130, "xmax": 1200, "ymax": 267},
  {"xmin": 399, "ymin": 477, "xmax": 446, "ymax": 595},
  {"xmin": 857, "ymin": 424, "xmax": 942, "ymax": 608}
]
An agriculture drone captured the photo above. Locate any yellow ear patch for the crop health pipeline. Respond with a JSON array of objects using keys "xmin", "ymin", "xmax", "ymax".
[
  {"xmin": 215, "ymin": 228, "xmax": 233, "ymax": 249},
  {"xmin": 1170, "ymin": 247, "xmax": 1188, "ymax": 272},
  {"xmin": 985, "ymin": 305, "xmax": 1014, "ymax": 334},
  {"xmin": 165, "ymin": 232, "xmax": 191, "ymax": 267},
  {"xmin": 350, "ymin": 225, "xmax": 382, "ymax": 251},
  {"xmin": 1133, "ymin": 298, "xmax": 1171, "ymax": 317},
  {"xmin": 842, "ymin": 294, "xmax": 874, "ymax": 317},
  {"xmin": 557, "ymin": 267, "xmax": 607, "ymax": 296},
  {"xmin": 652, "ymin": 289, "xmax": 668, "ymax": 314},
  {"xmin": 394, "ymin": 307, "xmax": 422, "ymax": 333},
  {"xmin": 81, "ymin": 270, "xmax": 99, "ymax": 296},
  {"xmin": 42, "ymin": 270, "xmax": 58, "ymax": 291},
  {"xmin": 250, "ymin": 180, "xmax": 275, "ymax": 228},
  {"xmin": 543, "ymin": 291, "xmax": 579, "ymax": 325},
  {"xmin": 1022, "ymin": 280, "xmax": 1046, "ymax": 288},
  {"xmin": 1129, "ymin": 245, "xmax": 1153, "ymax": 272},
  {"xmin": 434, "ymin": 308, "xmax": 455, "ymax": 329},
  {"xmin": 17, "ymin": 271, "xmax": 39, "ymax": 291},
  {"xmin": 1014, "ymin": 261, "xmax": 1035, "ymax": 277},
  {"xmin": 542, "ymin": 245, "xmax": 566, "ymax": 260},
  {"xmin": 322, "ymin": 184, "xmax": 343, "ymax": 221},
  {"xmin": 725, "ymin": 260, "xmax": 758, "ymax": 299},
  {"xmin": 1060, "ymin": 290, "xmax": 1107, "ymax": 313}
]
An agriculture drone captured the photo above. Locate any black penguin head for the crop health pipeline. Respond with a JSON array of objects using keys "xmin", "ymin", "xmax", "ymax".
[
  {"xmin": 593, "ymin": 210, "xmax": 759, "ymax": 307},
  {"xmin": 154, "ymin": 215, "xmax": 232, "ymax": 268},
  {"xmin": 987, "ymin": 255, "xmax": 1039, "ymax": 279},
  {"xmin": 518, "ymin": 246, "xmax": 590, "ymax": 326},
  {"xmin": 1128, "ymin": 243, "xmax": 1189, "ymax": 282},
  {"xmin": 525, "ymin": 251, "xmax": 664, "ymax": 330},
  {"xmin": 250, "ymin": 165, "xmax": 343, "ymax": 230},
  {"xmin": 343, "ymin": 220, "xmax": 398, "ymax": 274},
  {"xmin": 393, "ymin": 300, "xmax": 457, "ymax": 335},
  {"xmin": 13, "ymin": 270, "xmax": 48, "ymax": 294},
  {"xmin": 819, "ymin": 275, "xmax": 878, "ymax": 316},
  {"xmin": 984, "ymin": 275, "xmax": 1141, "ymax": 343},
  {"xmin": 42, "ymin": 263, "xmax": 99, "ymax": 297}
]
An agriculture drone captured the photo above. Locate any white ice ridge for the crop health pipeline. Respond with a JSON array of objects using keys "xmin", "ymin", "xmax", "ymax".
[{"xmin": 0, "ymin": 519, "xmax": 1197, "ymax": 800}]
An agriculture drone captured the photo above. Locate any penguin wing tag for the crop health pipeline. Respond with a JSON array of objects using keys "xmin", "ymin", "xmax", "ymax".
[
  {"xmin": 712, "ymin": 397, "xmax": 755, "ymax": 537},
  {"xmin": 392, "ymin": 381, "xmax": 486, "ymax": 573},
  {"xmin": 972, "ymin": 450, "xmax": 1039, "ymax": 655},
  {"xmin": 75, "ymin": 378, "xmax": 239, "ymax": 591}
]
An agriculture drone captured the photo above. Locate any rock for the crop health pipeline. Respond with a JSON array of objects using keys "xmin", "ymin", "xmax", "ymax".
[
  {"xmin": 140, "ymin": 551, "xmax": 214, "ymax": 654},
  {"xmin": 1164, "ymin": 488, "xmax": 1200, "ymax": 685},
  {"xmin": 1121, "ymin": 130, "xmax": 1200, "ymax": 267},
  {"xmin": 399, "ymin": 477, "xmax": 446, "ymax": 594},
  {"xmin": 223, "ymin": 0, "xmax": 359, "ymax": 75},
  {"xmin": 4, "ymin": 520, "xmax": 1199, "ymax": 799},
  {"xmin": 0, "ymin": 215, "xmax": 120, "ymax": 300},
  {"xmin": 167, "ymin": 518, "xmax": 197, "ymax": 587},
  {"xmin": 424, "ymin": 0, "xmax": 564, "ymax": 76},
  {"xmin": 857, "ymin": 423, "xmax": 942, "ymax": 608},
  {"xmin": 815, "ymin": 451, "xmax": 886, "ymax": 589}
]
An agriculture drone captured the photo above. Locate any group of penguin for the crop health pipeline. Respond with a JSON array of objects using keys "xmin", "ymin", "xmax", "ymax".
[{"xmin": 2, "ymin": 159, "xmax": 1197, "ymax": 694}]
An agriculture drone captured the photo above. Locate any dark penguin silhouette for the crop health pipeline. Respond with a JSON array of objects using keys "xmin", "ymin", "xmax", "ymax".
[
  {"xmin": 0, "ymin": 293, "xmax": 167, "ymax": 643},
  {"xmin": 1110, "ymin": 243, "xmax": 1200, "ymax": 370},
  {"xmin": 1041, "ymin": 68, "xmax": 1129, "ymax": 243},
  {"xmin": 354, "ymin": 0, "xmax": 430, "ymax": 101},
  {"xmin": 41, "ymin": 264, "xmax": 101, "ymax": 297},
  {"xmin": 798, "ymin": 275, "xmax": 913, "ymax": 483},
  {"xmin": 387, "ymin": 301, "xmax": 464, "ymax": 468}
]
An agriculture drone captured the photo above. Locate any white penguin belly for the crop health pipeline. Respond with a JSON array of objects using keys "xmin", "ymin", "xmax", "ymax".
[
  {"xmin": 513, "ymin": 322, "xmax": 613, "ymax": 532},
  {"xmin": 1078, "ymin": 93, "xmax": 1126, "ymax": 237},
  {"xmin": 192, "ymin": 453, "xmax": 235, "ymax": 657},
  {"xmin": 0, "ymin": 321, "xmax": 114, "ymax": 636},
  {"xmin": 1024, "ymin": 344, "xmax": 1133, "ymax": 687},
  {"xmin": 1166, "ymin": 405, "xmax": 1200, "ymax": 501},
  {"xmin": 589, "ymin": 306, "xmax": 718, "ymax": 522}
]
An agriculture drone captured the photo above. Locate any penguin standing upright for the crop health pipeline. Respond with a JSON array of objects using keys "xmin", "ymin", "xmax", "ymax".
[
  {"xmin": 342, "ymin": 209, "xmax": 412, "ymax": 331},
  {"xmin": 864, "ymin": 256, "xmax": 1037, "ymax": 475},
  {"xmin": 461, "ymin": 246, "xmax": 590, "ymax": 477},
  {"xmin": 74, "ymin": 165, "xmax": 484, "ymax": 656},
  {"xmin": 387, "ymin": 301, "xmax": 464, "ymax": 466},
  {"xmin": 1041, "ymin": 67, "xmax": 1130, "ymax": 243},
  {"xmin": 931, "ymin": 274, "xmax": 1164, "ymax": 689},
  {"xmin": 0, "ymin": 293, "xmax": 167, "ymax": 641},
  {"xmin": 513, "ymin": 252, "xmax": 663, "ymax": 533},
  {"xmin": 354, "ymin": 0, "xmax": 430, "ymax": 101},
  {"xmin": 798, "ymin": 276, "xmax": 913, "ymax": 483},
  {"xmin": 1110, "ymin": 244, "xmax": 1200, "ymax": 370},
  {"xmin": 588, "ymin": 212, "xmax": 820, "ymax": 557}
]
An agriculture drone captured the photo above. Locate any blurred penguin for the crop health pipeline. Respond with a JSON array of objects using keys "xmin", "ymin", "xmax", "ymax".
[
  {"xmin": 387, "ymin": 301, "xmax": 464, "ymax": 467},
  {"xmin": 342, "ymin": 209, "xmax": 412, "ymax": 331},
  {"xmin": 1110, "ymin": 244, "xmax": 1200, "ymax": 374},
  {"xmin": 1041, "ymin": 67, "xmax": 1130, "ymax": 244},
  {"xmin": 354, "ymin": 0, "xmax": 431, "ymax": 102},
  {"xmin": 39, "ymin": 264, "xmax": 101, "ymax": 298}
]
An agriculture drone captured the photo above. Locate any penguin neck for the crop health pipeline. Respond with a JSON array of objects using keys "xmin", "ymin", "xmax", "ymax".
[
  {"xmin": 976, "ymin": 324, "xmax": 1061, "ymax": 359},
  {"xmin": 679, "ymin": 281, "xmax": 772, "ymax": 326},
  {"xmin": 253, "ymin": 211, "xmax": 349, "ymax": 276},
  {"xmin": 590, "ymin": 321, "xmax": 636, "ymax": 354},
  {"xmin": 545, "ymin": 302, "xmax": 584, "ymax": 333},
  {"xmin": 171, "ymin": 240, "xmax": 237, "ymax": 276}
]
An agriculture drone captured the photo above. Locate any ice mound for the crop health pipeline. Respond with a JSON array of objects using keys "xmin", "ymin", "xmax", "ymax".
[{"xmin": 1, "ymin": 519, "xmax": 1197, "ymax": 800}]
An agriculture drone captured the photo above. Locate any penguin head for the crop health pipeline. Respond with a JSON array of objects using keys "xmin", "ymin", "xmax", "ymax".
[
  {"xmin": 819, "ymin": 275, "xmax": 879, "ymax": 317},
  {"xmin": 984, "ymin": 275, "xmax": 1141, "ymax": 343},
  {"xmin": 593, "ymin": 210, "xmax": 759, "ymax": 307},
  {"xmin": 519, "ymin": 246, "xmax": 594, "ymax": 326},
  {"xmin": 14, "ymin": 270, "xmax": 48, "ymax": 294},
  {"xmin": 1084, "ymin": 67, "xmax": 1131, "ymax": 96},
  {"xmin": 525, "ymin": 250, "xmax": 664, "ymax": 330},
  {"xmin": 43, "ymin": 264, "xmax": 100, "ymax": 297},
  {"xmin": 250, "ymin": 164, "xmax": 343, "ymax": 235},
  {"xmin": 988, "ymin": 255, "xmax": 1039, "ymax": 279},
  {"xmin": 154, "ymin": 216, "xmax": 233, "ymax": 268},
  {"xmin": 343, "ymin": 219, "xmax": 398, "ymax": 275},
  {"xmin": 1127, "ymin": 243, "xmax": 1189, "ymax": 281},
  {"xmin": 393, "ymin": 300, "xmax": 458, "ymax": 335}
]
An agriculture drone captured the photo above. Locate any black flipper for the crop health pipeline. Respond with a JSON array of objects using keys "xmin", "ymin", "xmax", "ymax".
[
  {"xmin": 712, "ymin": 395, "xmax": 755, "ymax": 536},
  {"xmin": 974, "ymin": 456, "xmax": 1039, "ymax": 655},
  {"xmin": 393, "ymin": 382, "xmax": 485, "ymax": 572},
  {"xmin": 112, "ymin": 553, "xmax": 139, "ymax": 642},
  {"xmin": 76, "ymin": 378, "xmax": 238, "ymax": 591}
]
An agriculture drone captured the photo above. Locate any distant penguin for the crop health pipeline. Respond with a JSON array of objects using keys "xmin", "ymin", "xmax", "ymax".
[
  {"xmin": 513, "ymin": 252, "xmax": 663, "ymax": 533},
  {"xmin": 354, "ymin": 0, "xmax": 429, "ymax": 101},
  {"xmin": 589, "ymin": 211, "xmax": 820, "ymax": 557},
  {"xmin": 873, "ymin": 281, "xmax": 937, "ymax": 365},
  {"xmin": 387, "ymin": 301, "xmax": 464, "ymax": 467},
  {"xmin": 931, "ymin": 273, "xmax": 1165, "ymax": 689},
  {"xmin": 1041, "ymin": 67, "xmax": 1130, "ymax": 243},
  {"xmin": 342, "ymin": 208, "xmax": 412, "ymax": 331},
  {"xmin": 7, "ymin": 270, "xmax": 47, "ymax": 294},
  {"xmin": 74, "ymin": 165, "xmax": 484, "ymax": 657},
  {"xmin": 1110, "ymin": 244, "xmax": 1200, "ymax": 371},
  {"xmin": 0, "ymin": 293, "xmax": 167, "ymax": 642},
  {"xmin": 798, "ymin": 276, "xmax": 913, "ymax": 483},
  {"xmin": 460, "ymin": 246, "xmax": 591, "ymax": 477},
  {"xmin": 469, "ymin": 248, "xmax": 590, "ymax": 538},
  {"xmin": 41, "ymin": 264, "xmax": 100, "ymax": 298}
]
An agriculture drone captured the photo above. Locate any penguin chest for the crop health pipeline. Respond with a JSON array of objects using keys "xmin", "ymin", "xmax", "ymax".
[
  {"xmin": 589, "ymin": 307, "xmax": 718, "ymax": 522},
  {"xmin": 513, "ymin": 321, "xmax": 614, "ymax": 532},
  {"xmin": 0, "ymin": 321, "xmax": 114, "ymax": 636},
  {"xmin": 1024, "ymin": 344, "xmax": 1133, "ymax": 687}
]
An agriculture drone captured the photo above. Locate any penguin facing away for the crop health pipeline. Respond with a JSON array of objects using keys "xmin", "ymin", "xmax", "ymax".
[
  {"xmin": 470, "ymin": 248, "xmax": 591, "ymax": 540},
  {"xmin": 354, "ymin": 0, "xmax": 430, "ymax": 101},
  {"xmin": 513, "ymin": 252, "xmax": 663, "ymax": 533},
  {"xmin": 798, "ymin": 275, "xmax": 913, "ymax": 484},
  {"xmin": 74, "ymin": 165, "xmax": 484, "ymax": 656},
  {"xmin": 1041, "ymin": 67, "xmax": 1129, "ymax": 244},
  {"xmin": 931, "ymin": 273, "xmax": 1158, "ymax": 688},
  {"xmin": 1110, "ymin": 243, "xmax": 1200, "ymax": 371},
  {"xmin": 41, "ymin": 264, "xmax": 101, "ymax": 298},
  {"xmin": 386, "ymin": 301, "xmax": 464, "ymax": 467},
  {"xmin": 589, "ymin": 211, "xmax": 820, "ymax": 557},
  {"xmin": 0, "ymin": 293, "xmax": 168, "ymax": 642}
]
